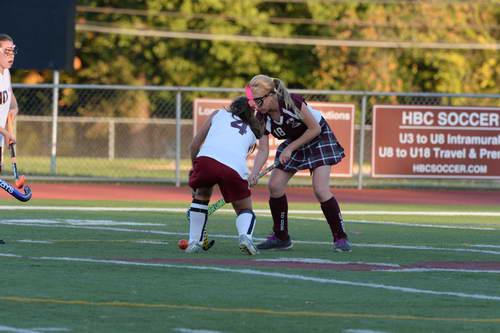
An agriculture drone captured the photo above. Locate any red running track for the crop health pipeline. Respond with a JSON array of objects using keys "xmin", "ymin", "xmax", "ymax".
[{"xmin": 2, "ymin": 183, "xmax": 498, "ymax": 206}]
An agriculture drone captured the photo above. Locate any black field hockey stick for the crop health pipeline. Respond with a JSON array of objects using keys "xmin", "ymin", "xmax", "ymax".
[
  {"xmin": 200, "ymin": 160, "xmax": 279, "ymax": 251},
  {"xmin": 8, "ymin": 143, "xmax": 25, "ymax": 189},
  {"xmin": 7, "ymin": 114, "xmax": 26, "ymax": 189},
  {"xmin": 0, "ymin": 178, "xmax": 32, "ymax": 202}
]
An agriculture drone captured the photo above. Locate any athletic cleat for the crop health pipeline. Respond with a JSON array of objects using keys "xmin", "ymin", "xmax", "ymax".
[
  {"xmin": 334, "ymin": 238, "xmax": 352, "ymax": 252},
  {"xmin": 239, "ymin": 234, "xmax": 258, "ymax": 255},
  {"xmin": 256, "ymin": 233, "xmax": 293, "ymax": 250},
  {"xmin": 185, "ymin": 241, "xmax": 202, "ymax": 253}
]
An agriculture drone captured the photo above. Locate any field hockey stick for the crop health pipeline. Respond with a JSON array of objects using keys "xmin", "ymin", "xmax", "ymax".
[
  {"xmin": 195, "ymin": 201, "xmax": 225, "ymax": 251},
  {"xmin": 201, "ymin": 160, "xmax": 279, "ymax": 250},
  {"xmin": 7, "ymin": 114, "xmax": 25, "ymax": 189},
  {"xmin": 0, "ymin": 178, "xmax": 32, "ymax": 202}
]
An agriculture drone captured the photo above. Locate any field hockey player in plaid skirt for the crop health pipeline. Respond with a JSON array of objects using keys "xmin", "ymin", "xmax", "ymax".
[{"xmin": 246, "ymin": 74, "xmax": 351, "ymax": 252}]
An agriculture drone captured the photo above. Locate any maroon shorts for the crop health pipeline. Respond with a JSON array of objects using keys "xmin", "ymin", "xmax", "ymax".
[{"xmin": 189, "ymin": 156, "xmax": 251, "ymax": 203}]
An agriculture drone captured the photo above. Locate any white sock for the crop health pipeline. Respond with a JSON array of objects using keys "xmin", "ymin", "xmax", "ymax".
[
  {"xmin": 236, "ymin": 209, "xmax": 256, "ymax": 237},
  {"xmin": 188, "ymin": 200, "xmax": 208, "ymax": 243}
]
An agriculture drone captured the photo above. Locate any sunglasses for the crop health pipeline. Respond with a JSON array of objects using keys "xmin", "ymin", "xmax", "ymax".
[
  {"xmin": 245, "ymin": 85, "xmax": 273, "ymax": 110},
  {"xmin": 254, "ymin": 92, "xmax": 274, "ymax": 107},
  {"xmin": 0, "ymin": 47, "xmax": 17, "ymax": 57}
]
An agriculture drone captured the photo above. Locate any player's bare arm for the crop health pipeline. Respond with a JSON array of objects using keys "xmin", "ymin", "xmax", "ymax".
[
  {"xmin": 249, "ymin": 134, "xmax": 270, "ymax": 185},
  {"xmin": 6, "ymin": 91, "xmax": 18, "ymax": 143},
  {"xmin": 9, "ymin": 91, "xmax": 18, "ymax": 118}
]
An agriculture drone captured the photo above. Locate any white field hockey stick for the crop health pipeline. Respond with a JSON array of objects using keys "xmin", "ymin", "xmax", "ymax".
[{"xmin": 201, "ymin": 160, "xmax": 279, "ymax": 250}]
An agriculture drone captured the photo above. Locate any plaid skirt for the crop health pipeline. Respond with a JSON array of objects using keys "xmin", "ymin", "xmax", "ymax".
[{"xmin": 276, "ymin": 118, "xmax": 345, "ymax": 172}]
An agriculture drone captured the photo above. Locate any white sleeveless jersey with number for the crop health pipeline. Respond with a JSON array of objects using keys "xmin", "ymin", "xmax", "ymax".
[
  {"xmin": 198, "ymin": 109, "xmax": 257, "ymax": 179},
  {"xmin": 0, "ymin": 69, "xmax": 12, "ymax": 128}
]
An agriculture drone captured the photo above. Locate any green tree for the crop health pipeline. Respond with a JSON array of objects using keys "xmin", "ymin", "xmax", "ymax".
[{"xmin": 12, "ymin": 0, "xmax": 500, "ymax": 100}]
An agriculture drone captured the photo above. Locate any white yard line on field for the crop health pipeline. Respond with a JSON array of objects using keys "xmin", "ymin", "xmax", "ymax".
[
  {"xmin": 2, "ymin": 252, "xmax": 500, "ymax": 302},
  {"xmin": 342, "ymin": 329, "xmax": 386, "ymax": 333},
  {"xmin": 16, "ymin": 240, "xmax": 54, "ymax": 244},
  {"xmin": 0, "ymin": 253, "xmax": 21, "ymax": 258},
  {"xmin": 346, "ymin": 220, "xmax": 498, "ymax": 231},
  {"xmin": 255, "ymin": 258, "xmax": 400, "ymax": 267},
  {"xmin": 471, "ymin": 244, "xmax": 500, "ymax": 249},
  {"xmin": 0, "ymin": 326, "xmax": 69, "ymax": 333},
  {"xmin": 0, "ymin": 206, "xmax": 170, "ymax": 212},
  {"xmin": 1, "ymin": 218, "xmax": 159, "ymax": 226},
  {"xmin": 345, "ymin": 211, "xmax": 500, "ymax": 217},
  {"xmin": 353, "ymin": 243, "xmax": 500, "ymax": 255},
  {"xmin": 133, "ymin": 241, "xmax": 167, "ymax": 245},
  {"xmin": 289, "ymin": 215, "xmax": 498, "ymax": 231},
  {"xmin": 1, "ymin": 205, "xmax": 499, "ymax": 217},
  {"xmin": 174, "ymin": 328, "xmax": 224, "ymax": 333},
  {"xmin": 0, "ymin": 326, "xmax": 39, "ymax": 333},
  {"xmin": 3, "ymin": 220, "xmax": 500, "ymax": 255}
]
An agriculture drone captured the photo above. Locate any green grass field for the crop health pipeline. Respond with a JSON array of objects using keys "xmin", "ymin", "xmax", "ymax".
[{"xmin": 1, "ymin": 198, "xmax": 500, "ymax": 332}]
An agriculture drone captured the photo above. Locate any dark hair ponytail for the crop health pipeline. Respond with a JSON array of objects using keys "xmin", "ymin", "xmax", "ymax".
[{"xmin": 228, "ymin": 96, "xmax": 264, "ymax": 139}]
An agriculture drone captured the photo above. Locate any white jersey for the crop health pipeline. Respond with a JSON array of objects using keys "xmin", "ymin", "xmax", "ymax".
[
  {"xmin": 0, "ymin": 68, "xmax": 11, "ymax": 128},
  {"xmin": 198, "ymin": 109, "xmax": 257, "ymax": 179}
]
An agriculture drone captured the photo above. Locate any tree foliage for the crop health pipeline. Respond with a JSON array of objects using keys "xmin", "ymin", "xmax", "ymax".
[{"xmin": 13, "ymin": 1, "xmax": 500, "ymax": 98}]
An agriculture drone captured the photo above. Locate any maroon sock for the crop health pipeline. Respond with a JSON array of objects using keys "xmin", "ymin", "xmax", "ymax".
[
  {"xmin": 320, "ymin": 196, "xmax": 347, "ymax": 241},
  {"xmin": 269, "ymin": 195, "xmax": 288, "ymax": 240}
]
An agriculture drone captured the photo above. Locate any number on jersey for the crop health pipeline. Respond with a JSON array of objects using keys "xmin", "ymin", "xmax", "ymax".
[{"xmin": 230, "ymin": 120, "xmax": 248, "ymax": 135}]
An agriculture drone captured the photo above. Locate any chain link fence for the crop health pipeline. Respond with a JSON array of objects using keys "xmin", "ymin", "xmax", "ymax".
[{"xmin": 8, "ymin": 83, "xmax": 500, "ymax": 189}]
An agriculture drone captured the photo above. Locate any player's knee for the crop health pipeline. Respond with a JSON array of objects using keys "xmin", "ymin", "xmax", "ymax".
[
  {"xmin": 194, "ymin": 187, "xmax": 212, "ymax": 200},
  {"xmin": 313, "ymin": 188, "xmax": 331, "ymax": 202},
  {"xmin": 268, "ymin": 181, "xmax": 284, "ymax": 197}
]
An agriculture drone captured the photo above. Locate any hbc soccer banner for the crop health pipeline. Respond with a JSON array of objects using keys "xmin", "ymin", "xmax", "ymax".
[{"xmin": 372, "ymin": 105, "xmax": 500, "ymax": 179}]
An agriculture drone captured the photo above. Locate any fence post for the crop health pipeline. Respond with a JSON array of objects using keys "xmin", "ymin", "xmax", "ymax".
[
  {"xmin": 108, "ymin": 118, "xmax": 115, "ymax": 160},
  {"xmin": 50, "ymin": 70, "xmax": 60, "ymax": 175},
  {"xmin": 175, "ymin": 91, "xmax": 182, "ymax": 187},
  {"xmin": 357, "ymin": 95, "xmax": 367, "ymax": 190}
]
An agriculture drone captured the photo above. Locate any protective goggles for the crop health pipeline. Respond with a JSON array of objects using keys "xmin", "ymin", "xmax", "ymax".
[
  {"xmin": 0, "ymin": 45, "xmax": 17, "ymax": 57},
  {"xmin": 245, "ymin": 85, "xmax": 273, "ymax": 110}
]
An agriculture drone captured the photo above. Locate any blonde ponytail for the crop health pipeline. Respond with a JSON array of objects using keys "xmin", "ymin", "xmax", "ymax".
[{"xmin": 272, "ymin": 78, "xmax": 303, "ymax": 119}]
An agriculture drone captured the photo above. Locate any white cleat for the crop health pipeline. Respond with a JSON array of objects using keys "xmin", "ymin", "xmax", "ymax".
[
  {"xmin": 185, "ymin": 241, "xmax": 202, "ymax": 254},
  {"xmin": 239, "ymin": 234, "xmax": 259, "ymax": 255}
]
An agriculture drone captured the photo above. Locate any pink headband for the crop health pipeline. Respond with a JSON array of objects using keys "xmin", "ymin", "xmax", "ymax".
[{"xmin": 245, "ymin": 85, "xmax": 258, "ymax": 111}]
